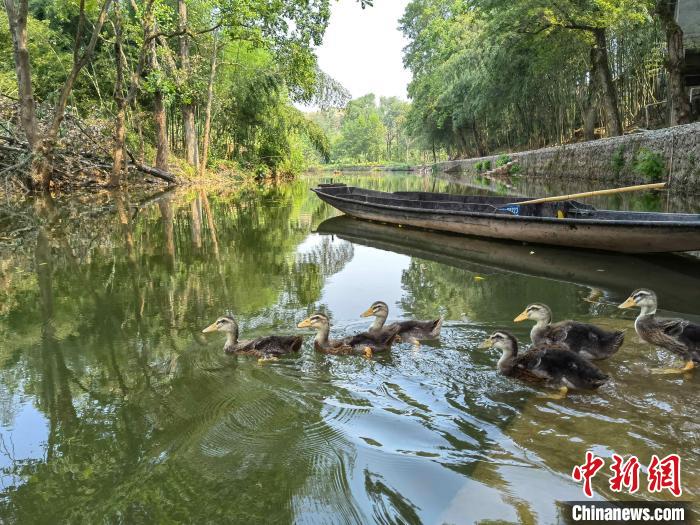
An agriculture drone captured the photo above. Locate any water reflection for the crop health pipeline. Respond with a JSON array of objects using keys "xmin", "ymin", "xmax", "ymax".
[{"xmin": 0, "ymin": 173, "xmax": 697, "ymax": 523}]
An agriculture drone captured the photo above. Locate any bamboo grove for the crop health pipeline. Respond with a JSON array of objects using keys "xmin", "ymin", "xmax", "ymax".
[{"xmin": 399, "ymin": 0, "xmax": 693, "ymax": 159}]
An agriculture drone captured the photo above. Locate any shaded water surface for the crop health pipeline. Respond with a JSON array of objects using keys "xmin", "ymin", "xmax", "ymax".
[{"xmin": 0, "ymin": 173, "xmax": 698, "ymax": 523}]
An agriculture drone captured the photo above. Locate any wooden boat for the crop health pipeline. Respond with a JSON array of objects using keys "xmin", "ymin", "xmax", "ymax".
[
  {"xmin": 312, "ymin": 184, "xmax": 700, "ymax": 253},
  {"xmin": 316, "ymin": 216, "xmax": 700, "ymax": 313}
]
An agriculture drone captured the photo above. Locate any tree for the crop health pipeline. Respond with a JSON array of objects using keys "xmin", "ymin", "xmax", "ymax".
[
  {"xmin": 653, "ymin": 0, "xmax": 691, "ymax": 125},
  {"xmin": 379, "ymin": 96, "xmax": 409, "ymax": 160},
  {"xmin": 400, "ymin": 0, "xmax": 667, "ymax": 159},
  {"xmin": 334, "ymin": 94, "xmax": 386, "ymax": 163},
  {"xmin": 4, "ymin": 0, "xmax": 113, "ymax": 190}
]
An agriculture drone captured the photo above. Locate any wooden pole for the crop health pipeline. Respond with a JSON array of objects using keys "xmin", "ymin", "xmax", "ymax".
[{"xmin": 507, "ymin": 182, "xmax": 667, "ymax": 206}]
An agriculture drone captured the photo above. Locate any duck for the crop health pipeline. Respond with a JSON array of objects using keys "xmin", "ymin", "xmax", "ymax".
[
  {"xmin": 202, "ymin": 315, "xmax": 303, "ymax": 361},
  {"xmin": 480, "ymin": 330, "xmax": 609, "ymax": 398},
  {"xmin": 360, "ymin": 300, "xmax": 442, "ymax": 346},
  {"xmin": 618, "ymin": 288, "xmax": 699, "ymax": 374},
  {"xmin": 297, "ymin": 312, "xmax": 400, "ymax": 358},
  {"xmin": 514, "ymin": 303, "xmax": 624, "ymax": 360}
]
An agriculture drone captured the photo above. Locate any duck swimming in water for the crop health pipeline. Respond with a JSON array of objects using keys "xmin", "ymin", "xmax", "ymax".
[
  {"xmin": 202, "ymin": 315, "xmax": 302, "ymax": 361},
  {"xmin": 297, "ymin": 312, "xmax": 400, "ymax": 358},
  {"xmin": 619, "ymin": 288, "xmax": 700, "ymax": 374},
  {"xmin": 361, "ymin": 300, "xmax": 442, "ymax": 346},
  {"xmin": 480, "ymin": 330, "xmax": 609, "ymax": 398},
  {"xmin": 514, "ymin": 303, "xmax": 624, "ymax": 360}
]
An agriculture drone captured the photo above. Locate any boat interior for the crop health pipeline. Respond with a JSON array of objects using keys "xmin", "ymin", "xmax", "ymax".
[{"xmin": 315, "ymin": 184, "xmax": 700, "ymax": 223}]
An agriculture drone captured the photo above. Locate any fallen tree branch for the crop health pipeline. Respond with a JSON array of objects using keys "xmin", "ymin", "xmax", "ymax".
[{"xmin": 126, "ymin": 148, "xmax": 178, "ymax": 184}]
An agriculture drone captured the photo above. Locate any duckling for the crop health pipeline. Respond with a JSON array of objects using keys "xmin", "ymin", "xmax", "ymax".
[
  {"xmin": 480, "ymin": 331, "xmax": 609, "ymax": 398},
  {"xmin": 618, "ymin": 289, "xmax": 699, "ymax": 374},
  {"xmin": 297, "ymin": 313, "xmax": 400, "ymax": 358},
  {"xmin": 360, "ymin": 300, "xmax": 442, "ymax": 346},
  {"xmin": 202, "ymin": 315, "xmax": 302, "ymax": 361},
  {"xmin": 514, "ymin": 303, "xmax": 624, "ymax": 360}
]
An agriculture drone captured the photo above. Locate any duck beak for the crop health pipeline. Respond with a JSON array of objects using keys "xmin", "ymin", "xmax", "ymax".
[
  {"xmin": 297, "ymin": 318, "xmax": 312, "ymax": 328},
  {"xmin": 479, "ymin": 337, "xmax": 493, "ymax": 349},
  {"xmin": 202, "ymin": 322, "xmax": 218, "ymax": 333},
  {"xmin": 513, "ymin": 309, "xmax": 529, "ymax": 322},
  {"xmin": 618, "ymin": 297, "xmax": 637, "ymax": 309},
  {"xmin": 360, "ymin": 307, "xmax": 374, "ymax": 318}
]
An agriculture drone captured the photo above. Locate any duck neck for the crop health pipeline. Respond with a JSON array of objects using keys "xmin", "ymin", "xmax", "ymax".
[
  {"xmin": 497, "ymin": 344, "xmax": 517, "ymax": 372},
  {"xmin": 639, "ymin": 304, "xmax": 657, "ymax": 317},
  {"xmin": 225, "ymin": 328, "xmax": 239, "ymax": 347},
  {"xmin": 315, "ymin": 324, "xmax": 330, "ymax": 345},
  {"xmin": 531, "ymin": 319, "xmax": 549, "ymax": 341},
  {"xmin": 369, "ymin": 314, "xmax": 387, "ymax": 332}
]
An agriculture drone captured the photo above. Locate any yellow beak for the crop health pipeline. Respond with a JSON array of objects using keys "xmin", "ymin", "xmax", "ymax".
[
  {"xmin": 202, "ymin": 322, "xmax": 218, "ymax": 333},
  {"xmin": 479, "ymin": 337, "xmax": 494, "ymax": 349},
  {"xmin": 513, "ymin": 310, "xmax": 529, "ymax": 322},
  {"xmin": 360, "ymin": 307, "xmax": 374, "ymax": 318},
  {"xmin": 297, "ymin": 318, "xmax": 312, "ymax": 328},
  {"xmin": 618, "ymin": 297, "xmax": 637, "ymax": 309}
]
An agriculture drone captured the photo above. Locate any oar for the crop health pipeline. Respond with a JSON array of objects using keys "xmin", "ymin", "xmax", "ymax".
[{"xmin": 497, "ymin": 182, "xmax": 667, "ymax": 215}]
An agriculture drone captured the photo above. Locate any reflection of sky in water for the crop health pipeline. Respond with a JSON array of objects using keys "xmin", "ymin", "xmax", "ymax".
[
  {"xmin": 319, "ymin": 242, "xmax": 410, "ymax": 324},
  {"xmin": 0, "ymin": 398, "xmax": 48, "ymax": 489}
]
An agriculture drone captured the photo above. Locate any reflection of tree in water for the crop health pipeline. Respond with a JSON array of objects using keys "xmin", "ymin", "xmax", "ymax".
[
  {"xmin": 363, "ymin": 469, "xmax": 422, "ymax": 525},
  {"xmin": 398, "ymin": 260, "xmax": 585, "ymax": 323},
  {"xmin": 0, "ymin": 183, "xmax": 362, "ymax": 522},
  {"xmin": 289, "ymin": 238, "xmax": 354, "ymax": 305}
]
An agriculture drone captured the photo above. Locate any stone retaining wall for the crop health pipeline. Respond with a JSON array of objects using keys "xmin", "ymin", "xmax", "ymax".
[{"xmin": 436, "ymin": 123, "xmax": 700, "ymax": 192}]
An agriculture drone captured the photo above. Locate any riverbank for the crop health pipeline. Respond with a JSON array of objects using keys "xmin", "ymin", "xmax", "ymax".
[
  {"xmin": 430, "ymin": 123, "xmax": 700, "ymax": 192},
  {"xmin": 308, "ymin": 163, "xmax": 424, "ymax": 173}
]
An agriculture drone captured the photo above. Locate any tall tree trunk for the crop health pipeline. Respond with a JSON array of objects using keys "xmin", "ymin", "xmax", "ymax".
[
  {"xmin": 4, "ymin": 0, "xmax": 38, "ymax": 150},
  {"xmin": 154, "ymin": 92, "xmax": 169, "ymax": 169},
  {"xmin": 592, "ymin": 28, "xmax": 623, "ymax": 136},
  {"xmin": 178, "ymin": 0, "xmax": 198, "ymax": 168},
  {"xmin": 150, "ymin": 39, "xmax": 169, "ymax": 170},
  {"xmin": 583, "ymin": 47, "xmax": 600, "ymax": 141},
  {"xmin": 111, "ymin": 0, "xmax": 126, "ymax": 186},
  {"xmin": 199, "ymin": 34, "xmax": 218, "ymax": 177},
  {"xmin": 471, "ymin": 120, "xmax": 485, "ymax": 157},
  {"xmin": 655, "ymin": 0, "xmax": 691, "ymax": 125}
]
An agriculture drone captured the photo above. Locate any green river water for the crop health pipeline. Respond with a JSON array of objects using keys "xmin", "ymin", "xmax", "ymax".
[{"xmin": 0, "ymin": 172, "xmax": 698, "ymax": 523}]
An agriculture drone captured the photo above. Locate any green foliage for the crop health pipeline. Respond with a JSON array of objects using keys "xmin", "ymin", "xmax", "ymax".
[
  {"xmin": 611, "ymin": 146, "xmax": 626, "ymax": 176},
  {"xmin": 332, "ymin": 94, "xmax": 386, "ymax": 163},
  {"xmin": 400, "ymin": 0, "xmax": 663, "ymax": 158},
  {"xmin": 633, "ymin": 148, "xmax": 666, "ymax": 181},
  {"xmin": 496, "ymin": 154, "xmax": 511, "ymax": 167},
  {"xmin": 0, "ymin": 11, "xmax": 71, "ymax": 101},
  {"xmin": 509, "ymin": 163, "xmax": 521, "ymax": 175}
]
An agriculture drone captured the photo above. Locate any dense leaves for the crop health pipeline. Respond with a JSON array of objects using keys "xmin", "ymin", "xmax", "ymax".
[{"xmin": 399, "ymin": 0, "xmax": 673, "ymax": 159}]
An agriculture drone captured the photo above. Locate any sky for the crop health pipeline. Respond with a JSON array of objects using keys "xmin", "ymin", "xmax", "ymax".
[{"xmin": 314, "ymin": 0, "xmax": 412, "ymax": 102}]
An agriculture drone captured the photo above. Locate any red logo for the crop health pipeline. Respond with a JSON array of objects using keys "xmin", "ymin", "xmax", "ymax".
[
  {"xmin": 572, "ymin": 451, "xmax": 605, "ymax": 498},
  {"xmin": 609, "ymin": 454, "xmax": 641, "ymax": 494},
  {"xmin": 572, "ymin": 452, "xmax": 682, "ymax": 498},
  {"xmin": 648, "ymin": 454, "xmax": 682, "ymax": 497}
]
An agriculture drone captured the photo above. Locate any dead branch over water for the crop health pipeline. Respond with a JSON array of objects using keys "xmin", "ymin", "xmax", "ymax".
[{"xmin": 0, "ymin": 99, "xmax": 178, "ymax": 193}]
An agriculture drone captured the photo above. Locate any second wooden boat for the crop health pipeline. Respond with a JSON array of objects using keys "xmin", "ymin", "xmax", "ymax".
[{"xmin": 312, "ymin": 184, "xmax": 700, "ymax": 253}]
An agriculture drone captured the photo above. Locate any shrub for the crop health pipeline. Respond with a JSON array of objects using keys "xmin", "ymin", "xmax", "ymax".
[
  {"xmin": 474, "ymin": 160, "xmax": 484, "ymax": 172},
  {"xmin": 483, "ymin": 160, "xmax": 492, "ymax": 170},
  {"xmin": 509, "ymin": 163, "xmax": 522, "ymax": 175},
  {"xmin": 611, "ymin": 146, "xmax": 625, "ymax": 177},
  {"xmin": 496, "ymin": 154, "xmax": 511, "ymax": 167},
  {"xmin": 633, "ymin": 148, "xmax": 666, "ymax": 181}
]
